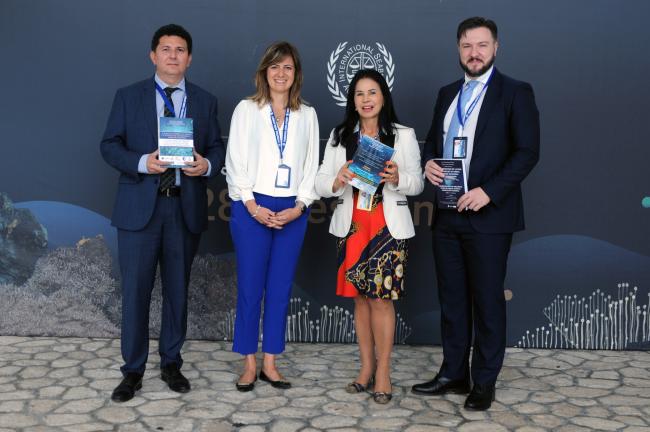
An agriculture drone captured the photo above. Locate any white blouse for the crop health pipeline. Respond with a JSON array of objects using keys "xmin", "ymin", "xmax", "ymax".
[{"xmin": 225, "ymin": 99, "xmax": 320, "ymax": 206}]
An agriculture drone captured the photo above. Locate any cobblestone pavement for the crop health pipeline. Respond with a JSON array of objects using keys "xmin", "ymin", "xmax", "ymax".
[{"xmin": 0, "ymin": 336, "xmax": 649, "ymax": 431}]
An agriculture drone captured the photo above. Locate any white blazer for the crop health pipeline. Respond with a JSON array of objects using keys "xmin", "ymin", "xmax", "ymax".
[{"xmin": 315, "ymin": 124, "xmax": 424, "ymax": 239}]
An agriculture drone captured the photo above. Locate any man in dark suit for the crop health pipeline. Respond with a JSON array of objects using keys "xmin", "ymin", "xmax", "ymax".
[
  {"xmin": 412, "ymin": 17, "xmax": 540, "ymax": 410},
  {"xmin": 100, "ymin": 24, "xmax": 225, "ymax": 402}
]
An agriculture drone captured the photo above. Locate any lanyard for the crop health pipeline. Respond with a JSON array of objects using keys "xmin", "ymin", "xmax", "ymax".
[
  {"xmin": 155, "ymin": 83, "xmax": 187, "ymax": 118},
  {"xmin": 456, "ymin": 69, "xmax": 494, "ymax": 129},
  {"xmin": 269, "ymin": 105, "xmax": 290, "ymax": 162}
]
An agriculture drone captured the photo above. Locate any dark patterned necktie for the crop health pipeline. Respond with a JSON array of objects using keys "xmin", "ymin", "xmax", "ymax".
[{"xmin": 159, "ymin": 87, "xmax": 178, "ymax": 191}]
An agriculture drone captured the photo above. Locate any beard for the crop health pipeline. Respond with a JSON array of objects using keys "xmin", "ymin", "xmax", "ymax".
[{"xmin": 459, "ymin": 55, "xmax": 495, "ymax": 78}]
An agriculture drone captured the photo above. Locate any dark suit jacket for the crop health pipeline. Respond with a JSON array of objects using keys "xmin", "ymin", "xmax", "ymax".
[
  {"xmin": 422, "ymin": 68, "xmax": 540, "ymax": 233},
  {"xmin": 100, "ymin": 78, "xmax": 225, "ymax": 234}
]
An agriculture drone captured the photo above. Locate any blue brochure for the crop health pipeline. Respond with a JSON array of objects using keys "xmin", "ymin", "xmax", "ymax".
[
  {"xmin": 349, "ymin": 135, "xmax": 395, "ymax": 194},
  {"xmin": 158, "ymin": 117, "xmax": 194, "ymax": 168}
]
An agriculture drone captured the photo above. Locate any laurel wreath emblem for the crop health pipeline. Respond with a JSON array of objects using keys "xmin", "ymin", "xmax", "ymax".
[{"xmin": 327, "ymin": 42, "xmax": 395, "ymax": 107}]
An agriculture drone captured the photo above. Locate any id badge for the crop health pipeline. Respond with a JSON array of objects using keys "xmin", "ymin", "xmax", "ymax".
[
  {"xmin": 452, "ymin": 137, "xmax": 468, "ymax": 159},
  {"xmin": 356, "ymin": 191, "xmax": 373, "ymax": 211},
  {"xmin": 275, "ymin": 164, "xmax": 291, "ymax": 188}
]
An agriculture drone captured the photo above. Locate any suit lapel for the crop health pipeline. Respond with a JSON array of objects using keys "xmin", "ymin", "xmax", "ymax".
[
  {"xmin": 474, "ymin": 68, "xmax": 502, "ymax": 140},
  {"xmin": 185, "ymin": 81, "xmax": 196, "ymax": 119},
  {"xmin": 142, "ymin": 79, "xmax": 157, "ymax": 143}
]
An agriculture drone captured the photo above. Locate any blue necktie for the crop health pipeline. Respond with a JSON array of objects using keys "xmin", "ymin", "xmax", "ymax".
[
  {"xmin": 159, "ymin": 87, "xmax": 178, "ymax": 191},
  {"xmin": 443, "ymin": 80, "xmax": 481, "ymax": 159}
]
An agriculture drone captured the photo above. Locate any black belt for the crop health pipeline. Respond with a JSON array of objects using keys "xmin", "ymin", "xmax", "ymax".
[{"xmin": 158, "ymin": 187, "xmax": 181, "ymax": 197}]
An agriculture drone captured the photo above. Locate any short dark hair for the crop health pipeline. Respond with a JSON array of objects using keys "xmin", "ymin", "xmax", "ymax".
[
  {"xmin": 457, "ymin": 17, "xmax": 498, "ymax": 42},
  {"xmin": 151, "ymin": 24, "xmax": 193, "ymax": 54}
]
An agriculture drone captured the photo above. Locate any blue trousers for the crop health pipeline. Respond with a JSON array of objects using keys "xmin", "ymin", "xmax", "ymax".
[
  {"xmin": 117, "ymin": 196, "xmax": 199, "ymax": 375},
  {"xmin": 230, "ymin": 193, "xmax": 309, "ymax": 355}
]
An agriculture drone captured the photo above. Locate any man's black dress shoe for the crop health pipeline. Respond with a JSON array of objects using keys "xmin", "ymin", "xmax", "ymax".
[
  {"xmin": 161, "ymin": 363, "xmax": 191, "ymax": 393},
  {"xmin": 411, "ymin": 374, "xmax": 470, "ymax": 396},
  {"xmin": 111, "ymin": 372, "xmax": 143, "ymax": 402},
  {"xmin": 464, "ymin": 384, "xmax": 495, "ymax": 411},
  {"xmin": 259, "ymin": 370, "xmax": 291, "ymax": 389}
]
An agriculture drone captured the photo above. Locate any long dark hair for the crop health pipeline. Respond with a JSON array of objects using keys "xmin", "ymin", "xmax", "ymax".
[{"xmin": 332, "ymin": 69, "xmax": 399, "ymax": 147}]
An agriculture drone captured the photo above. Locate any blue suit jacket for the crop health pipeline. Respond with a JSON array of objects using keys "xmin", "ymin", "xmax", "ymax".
[
  {"xmin": 423, "ymin": 68, "xmax": 540, "ymax": 233},
  {"xmin": 100, "ymin": 77, "xmax": 225, "ymax": 234}
]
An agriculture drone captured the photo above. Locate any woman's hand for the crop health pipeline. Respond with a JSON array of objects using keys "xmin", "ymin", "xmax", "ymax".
[
  {"xmin": 269, "ymin": 205, "xmax": 303, "ymax": 228},
  {"xmin": 380, "ymin": 161, "xmax": 399, "ymax": 185},
  {"xmin": 333, "ymin": 160, "xmax": 354, "ymax": 192},
  {"xmin": 245, "ymin": 199, "xmax": 280, "ymax": 228}
]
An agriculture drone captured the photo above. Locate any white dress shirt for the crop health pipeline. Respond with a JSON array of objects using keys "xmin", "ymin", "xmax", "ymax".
[
  {"xmin": 225, "ymin": 99, "xmax": 320, "ymax": 206},
  {"xmin": 442, "ymin": 66, "xmax": 494, "ymax": 175},
  {"xmin": 138, "ymin": 74, "xmax": 212, "ymax": 182}
]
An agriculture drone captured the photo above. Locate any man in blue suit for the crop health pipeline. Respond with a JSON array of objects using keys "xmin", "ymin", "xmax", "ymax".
[
  {"xmin": 100, "ymin": 24, "xmax": 225, "ymax": 402},
  {"xmin": 413, "ymin": 17, "xmax": 540, "ymax": 410}
]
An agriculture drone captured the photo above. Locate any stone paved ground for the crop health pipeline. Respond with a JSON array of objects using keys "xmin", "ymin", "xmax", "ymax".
[{"xmin": 0, "ymin": 337, "xmax": 649, "ymax": 431}]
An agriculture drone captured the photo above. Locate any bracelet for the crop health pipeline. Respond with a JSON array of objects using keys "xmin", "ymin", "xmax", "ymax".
[
  {"xmin": 251, "ymin": 204, "xmax": 261, "ymax": 218},
  {"xmin": 295, "ymin": 200, "xmax": 307, "ymax": 214}
]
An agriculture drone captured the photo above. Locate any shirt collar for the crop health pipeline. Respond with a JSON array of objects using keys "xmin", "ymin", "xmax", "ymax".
[
  {"xmin": 464, "ymin": 65, "xmax": 494, "ymax": 87},
  {"xmin": 154, "ymin": 74, "xmax": 186, "ymax": 93}
]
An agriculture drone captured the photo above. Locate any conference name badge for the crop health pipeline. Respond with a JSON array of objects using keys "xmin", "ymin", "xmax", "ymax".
[
  {"xmin": 356, "ymin": 191, "xmax": 374, "ymax": 211},
  {"xmin": 452, "ymin": 137, "xmax": 467, "ymax": 159},
  {"xmin": 275, "ymin": 164, "xmax": 291, "ymax": 188}
]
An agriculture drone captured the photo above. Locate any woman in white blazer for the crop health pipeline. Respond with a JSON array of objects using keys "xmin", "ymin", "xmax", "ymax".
[{"xmin": 315, "ymin": 69, "xmax": 423, "ymax": 404}]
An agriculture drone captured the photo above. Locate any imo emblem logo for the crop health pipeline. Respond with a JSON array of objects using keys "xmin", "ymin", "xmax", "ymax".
[{"xmin": 327, "ymin": 42, "xmax": 395, "ymax": 107}]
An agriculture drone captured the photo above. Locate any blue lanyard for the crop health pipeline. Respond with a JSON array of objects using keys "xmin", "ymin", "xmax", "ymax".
[
  {"xmin": 155, "ymin": 83, "xmax": 187, "ymax": 118},
  {"xmin": 456, "ymin": 69, "xmax": 494, "ymax": 129},
  {"xmin": 269, "ymin": 105, "xmax": 290, "ymax": 161}
]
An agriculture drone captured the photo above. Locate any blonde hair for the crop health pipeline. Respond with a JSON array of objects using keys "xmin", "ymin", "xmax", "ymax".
[{"xmin": 250, "ymin": 41, "xmax": 304, "ymax": 111}]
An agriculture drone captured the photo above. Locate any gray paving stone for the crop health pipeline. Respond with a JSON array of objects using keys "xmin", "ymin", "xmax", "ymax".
[
  {"xmin": 491, "ymin": 412, "xmax": 531, "ymax": 428},
  {"xmin": 530, "ymin": 414, "xmax": 564, "ymax": 428},
  {"xmin": 95, "ymin": 406, "xmax": 139, "ymax": 423},
  {"xmin": 270, "ymin": 406, "xmax": 321, "ymax": 419},
  {"xmin": 571, "ymin": 416, "xmax": 626, "ymax": 431},
  {"xmin": 0, "ymin": 413, "xmax": 38, "ymax": 428},
  {"xmin": 311, "ymin": 414, "xmax": 357, "ymax": 429},
  {"xmin": 44, "ymin": 413, "xmax": 94, "ymax": 426},
  {"xmin": 61, "ymin": 422, "xmax": 114, "ymax": 431},
  {"xmin": 180, "ymin": 401, "xmax": 235, "ymax": 419},
  {"xmin": 360, "ymin": 416, "xmax": 409, "ymax": 430},
  {"xmin": 62, "ymin": 386, "xmax": 99, "ymax": 399},
  {"xmin": 269, "ymin": 419, "xmax": 305, "ymax": 432},
  {"xmin": 38, "ymin": 386, "xmax": 66, "ymax": 398},
  {"xmin": 557, "ymin": 386, "xmax": 611, "ymax": 398},
  {"xmin": 240, "ymin": 395, "xmax": 288, "ymax": 412},
  {"xmin": 232, "ymin": 411, "xmax": 272, "ymax": 425},
  {"xmin": 613, "ymin": 416, "xmax": 648, "ymax": 427},
  {"xmin": 404, "ymin": 426, "xmax": 450, "ymax": 432},
  {"xmin": 322, "ymin": 401, "xmax": 366, "ymax": 417},
  {"xmin": 0, "ymin": 390, "xmax": 32, "ymax": 401},
  {"xmin": 55, "ymin": 398, "xmax": 106, "ymax": 414},
  {"xmin": 591, "ymin": 370, "xmax": 620, "ymax": 379},
  {"xmin": 289, "ymin": 395, "xmax": 330, "ymax": 408},
  {"xmin": 0, "ymin": 336, "xmax": 648, "ymax": 431}
]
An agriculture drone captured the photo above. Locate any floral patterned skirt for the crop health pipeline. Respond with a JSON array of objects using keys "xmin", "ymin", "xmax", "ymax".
[{"xmin": 336, "ymin": 192, "xmax": 408, "ymax": 300}]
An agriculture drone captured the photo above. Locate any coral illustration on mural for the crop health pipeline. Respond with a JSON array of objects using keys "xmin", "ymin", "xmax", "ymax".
[
  {"xmin": 216, "ymin": 299, "xmax": 413, "ymax": 345},
  {"xmin": 516, "ymin": 283, "xmax": 650, "ymax": 349}
]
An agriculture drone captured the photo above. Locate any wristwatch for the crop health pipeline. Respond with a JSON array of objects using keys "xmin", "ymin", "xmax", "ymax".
[{"xmin": 296, "ymin": 200, "xmax": 307, "ymax": 214}]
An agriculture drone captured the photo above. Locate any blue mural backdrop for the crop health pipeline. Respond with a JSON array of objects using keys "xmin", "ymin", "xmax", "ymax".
[{"xmin": 1, "ymin": 0, "xmax": 648, "ymax": 348}]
